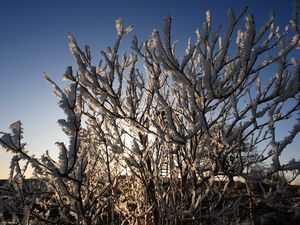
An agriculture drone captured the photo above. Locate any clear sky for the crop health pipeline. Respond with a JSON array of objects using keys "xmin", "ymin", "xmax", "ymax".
[{"xmin": 0, "ymin": 0, "xmax": 299, "ymax": 178}]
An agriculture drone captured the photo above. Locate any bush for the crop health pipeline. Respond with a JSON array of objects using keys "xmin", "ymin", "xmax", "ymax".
[{"xmin": 1, "ymin": 3, "xmax": 300, "ymax": 225}]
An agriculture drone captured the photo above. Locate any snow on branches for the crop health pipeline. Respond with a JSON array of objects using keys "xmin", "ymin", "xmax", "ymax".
[{"xmin": 1, "ymin": 3, "xmax": 300, "ymax": 225}]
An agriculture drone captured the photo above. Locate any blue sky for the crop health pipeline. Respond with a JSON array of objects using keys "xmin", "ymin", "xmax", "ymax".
[{"xmin": 0, "ymin": 0, "xmax": 299, "ymax": 178}]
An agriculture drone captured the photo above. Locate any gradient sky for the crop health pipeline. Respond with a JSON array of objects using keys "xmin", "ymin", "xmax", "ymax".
[{"xmin": 0, "ymin": 0, "xmax": 299, "ymax": 178}]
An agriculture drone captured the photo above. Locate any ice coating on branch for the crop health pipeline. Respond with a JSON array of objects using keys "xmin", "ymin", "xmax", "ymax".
[
  {"xmin": 9, "ymin": 121, "xmax": 23, "ymax": 140},
  {"xmin": 68, "ymin": 33, "xmax": 93, "ymax": 75},
  {"xmin": 125, "ymin": 25, "xmax": 134, "ymax": 34},
  {"xmin": 116, "ymin": 18, "xmax": 124, "ymax": 36},
  {"xmin": 202, "ymin": 59, "xmax": 214, "ymax": 100},
  {"xmin": 170, "ymin": 70, "xmax": 193, "ymax": 91},
  {"xmin": 271, "ymin": 142, "xmax": 280, "ymax": 170},
  {"xmin": 151, "ymin": 29, "xmax": 165, "ymax": 58},
  {"xmin": 206, "ymin": 10, "xmax": 211, "ymax": 28},
  {"xmin": 277, "ymin": 113, "xmax": 300, "ymax": 155},
  {"xmin": 0, "ymin": 121, "xmax": 24, "ymax": 151},
  {"xmin": 56, "ymin": 142, "xmax": 68, "ymax": 174}
]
